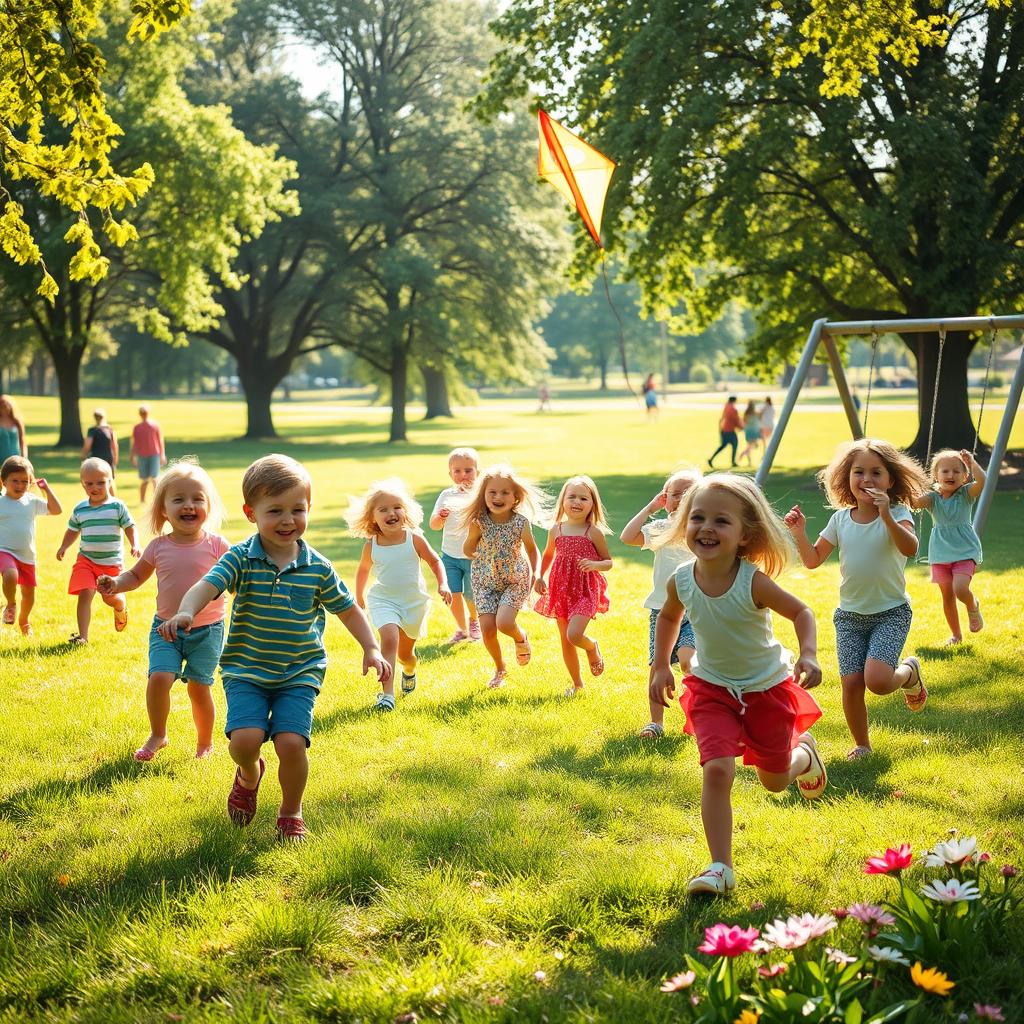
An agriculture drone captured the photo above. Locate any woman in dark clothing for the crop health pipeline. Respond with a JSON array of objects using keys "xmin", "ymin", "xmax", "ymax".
[{"xmin": 81, "ymin": 408, "xmax": 119, "ymax": 493}]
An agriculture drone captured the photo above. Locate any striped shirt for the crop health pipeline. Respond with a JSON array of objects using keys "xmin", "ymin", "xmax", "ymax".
[
  {"xmin": 67, "ymin": 498, "xmax": 134, "ymax": 566},
  {"xmin": 203, "ymin": 535, "xmax": 354, "ymax": 690}
]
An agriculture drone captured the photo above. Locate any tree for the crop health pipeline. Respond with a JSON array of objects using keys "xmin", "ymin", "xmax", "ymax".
[{"xmin": 481, "ymin": 0, "xmax": 1024, "ymax": 457}]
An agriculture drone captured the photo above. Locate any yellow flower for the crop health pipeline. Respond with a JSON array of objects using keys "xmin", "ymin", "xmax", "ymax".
[
  {"xmin": 56, "ymin": 874, "xmax": 71, "ymax": 887},
  {"xmin": 733, "ymin": 1012, "xmax": 761, "ymax": 1024},
  {"xmin": 910, "ymin": 962, "xmax": 955, "ymax": 996}
]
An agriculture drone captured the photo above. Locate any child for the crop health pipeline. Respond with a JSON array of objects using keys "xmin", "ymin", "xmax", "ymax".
[
  {"xmin": 785, "ymin": 438, "xmax": 930, "ymax": 761},
  {"xmin": 97, "ymin": 458, "xmax": 230, "ymax": 761},
  {"xmin": 535, "ymin": 475, "xmax": 612, "ymax": 695},
  {"xmin": 620, "ymin": 468, "xmax": 701, "ymax": 736},
  {"xmin": 350, "ymin": 478, "xmax": 451, "ymax": 711},
  {"xmin": 158, "ymin": 454, "xmax": 389, "ymax": 842},
  {"xmin": 650, "ymin": 474, "xmax": 826, "ymax": 896},
  {"xmin": 429, "ymin": 447, "xmax": 481, "ymax": 643},
  {"xmin": 57, "ymin": 457, "xmax": 139, "ymax": 644},
  {"xmin": 459, "ymin": 463, "xmax": 548, "ymax": 689},
  {"xmin": 911, "ymin": 449, "xmax": 985, "ymax": 645},
  {"xmin": 0, "ymin": 456, "xmax": 62, "ymax": 635},
  {"xmin": 738, "ymin": 400, "xmax": 762, "ymax": 466}
]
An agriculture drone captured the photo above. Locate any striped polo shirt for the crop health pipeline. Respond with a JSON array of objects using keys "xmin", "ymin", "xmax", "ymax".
[
  {"xmin": 67, "ymin": 498, "xmax": 134, "ymax": 565},
  {"xmin": 203, "ymin": 534, "xmax": 354, "ymax": 690}
]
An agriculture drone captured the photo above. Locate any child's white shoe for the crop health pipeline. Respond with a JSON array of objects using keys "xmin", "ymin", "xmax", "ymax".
[
  {"xmin": 796, "ymin": 733, "xmax": 827, "ymax": 799},
  {"xmin": 686, "ymin": 862, "xmax": 735, "ymax": 896}
]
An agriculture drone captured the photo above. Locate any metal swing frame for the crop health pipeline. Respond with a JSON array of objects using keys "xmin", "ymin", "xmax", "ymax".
[{"xmin": 754, "ymin": 314, "xmax": 1024, "ymax": 537}]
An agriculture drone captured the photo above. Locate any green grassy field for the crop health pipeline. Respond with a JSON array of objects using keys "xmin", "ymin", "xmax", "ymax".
[{"xmin": 2, "ymin": 394, "xmax": 1023, "ymax": 1022}]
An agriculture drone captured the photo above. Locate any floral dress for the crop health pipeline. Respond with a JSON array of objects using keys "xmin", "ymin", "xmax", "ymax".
[
  {"xmin": 534, "ymin": 525, "xmax": 610, "ymax": 620},
  {"xmin": 470, "ymin": 511, "xmax": 532, "ymax": 615}
]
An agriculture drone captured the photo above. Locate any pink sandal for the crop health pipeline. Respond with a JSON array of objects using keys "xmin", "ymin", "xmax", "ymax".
[
  {"xmin": 133, "ymin": 739, "xmax": 169, "ymax": 762},
  {"xmin": 2, "ymin": 604, "xmax": 14, "ymax": 626},
  {"xmin": 227, "ymin": 757, "xmax": 266, "ymax": 825},
  {"xmin": 487, "ymin": 668, "xmax": 507, "ymax": 689},
  {"xmin": 588, "ymin": 641, "xmax": 604, "ymax": 676}
]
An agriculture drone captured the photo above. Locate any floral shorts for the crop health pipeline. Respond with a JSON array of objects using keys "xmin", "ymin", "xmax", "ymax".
[{"xmin": 833, "ymin": 603, "xmax": 912, "ymax": 677}]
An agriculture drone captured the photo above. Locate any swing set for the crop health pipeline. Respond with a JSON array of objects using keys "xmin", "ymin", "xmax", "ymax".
[{"xmin": 755, "ymin": 314, "xmax": 1024, "ymax": 537}]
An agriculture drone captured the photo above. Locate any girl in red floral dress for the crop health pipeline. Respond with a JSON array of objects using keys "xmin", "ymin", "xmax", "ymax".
[{"xmin": 535, "ymin": 475, "xmax": 612, "ymax": 695}]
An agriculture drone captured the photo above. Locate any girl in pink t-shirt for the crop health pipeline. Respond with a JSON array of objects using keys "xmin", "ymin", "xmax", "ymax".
[{"xmin": 98, "ymin": 459, "xmax": 229, "ymax": 761}]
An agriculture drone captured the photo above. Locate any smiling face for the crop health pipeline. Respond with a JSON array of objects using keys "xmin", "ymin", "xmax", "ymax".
[
  {"xmin": 244, "ymin": 483, "xmax": 309, "ymax": 552},
  {"xmin": 933, "ymin": 455, "xmax": 968, "ymax": 494},
  {"xmin": 849, "ymin": 450, "xmax": 893, "ymax": 504},
  {"xmin": 371, "ymin": 493, "xmax": 407, "ymax": 533},
  {"xmin": 449, "ymin": 456, "xmax": 478, "ymax": 491},
  {"xmin": 163, "ymin": 478, "xmax": 210, "ymax": 538},
  {"xmin": 2, "ymin": 470, "xmax": 30, "ymax": 499},
  {"xmin": 685, "ymin": 487, "xmax": 748, "ymax": 562},
  {"xmin": 484, "ymin": 476, "xmax": 518, "ymax": 517},
  {"xmin": 80, "ymin": 467, "xmax": 112, "ymax": 504},
  {"xmin": 562, "ymin": 482, "xmax": 594, "ymax": 523}
]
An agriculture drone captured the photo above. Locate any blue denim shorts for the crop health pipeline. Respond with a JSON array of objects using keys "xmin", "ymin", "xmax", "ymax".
[
  {"xmin": 223, "ymin": 677, "xmax": 319, "ymax": 746},
  {"xmin": 137, "ymin": 454, "xmax": 161, "ymax": 479},
  {"xmin": 648, "ymin": 607, "xmax": 697, "ymax": 666},
  {"xmin": 441, "ymin": 552, "xmax": 474, "ymax": 601},
  {"xmin": 148, "ymin": 616, "xmax": 225, "ymax": 685}
]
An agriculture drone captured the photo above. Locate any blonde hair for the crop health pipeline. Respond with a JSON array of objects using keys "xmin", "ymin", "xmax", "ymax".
[
  {"xmin": 80, "ymin": 456, "xmax": 112, "ymax": 479},
  {"xmin": 665, "ymin": 466, "xmax": 703, "ymax": 492},
  {"xmin": 241, "ymin": 454, "xmax": 311, "ymax": 506},
  {"xmin": 92, "ymin": 408, "xmax": 106, "ymax": 424},
  {"xmin": 928, "ymin": 448, "xmax": 969, "ymax": 485},
  {"xmin": 345, "ymin": 477, "xmax": 424, "ymax": 538},
  {"xmin": 818, "ymin": 438, "xmax": 928, "ymax": 509},
  {"xmin": 553, "ymin": 475, "xmax": 611, "ymax": 533},
  {"xmin": 652, "ymin": 474, "xmax": 794, "ymax": 578},
  {"xmin": 448, "ymin": 446, "xmax": 479, "ymax": 467},
  {"xmin": 456, "ymin": 463, "xmax": 553, "ymax": 529},
  {"xmin": 148, "ymin": 457, "xmax": 226, "ymax": 536},
  {"xmin": 1, "ymin": 455, "xmax": 32, "ymax": 483}
]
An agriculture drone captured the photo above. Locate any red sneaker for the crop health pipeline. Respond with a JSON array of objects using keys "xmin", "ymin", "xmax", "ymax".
[
  {"xmin": 276, "ymin": 816, "xmax": 307, "ymax": 842},
  {"xmin": 227, "ymin": 757, "xmax": 265, "ymax": 825}
]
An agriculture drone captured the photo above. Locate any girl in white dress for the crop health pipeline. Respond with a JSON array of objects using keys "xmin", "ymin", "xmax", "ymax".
[{"xmin": 348, "ymin": 479, "xmax": 451, "ymax": 712}]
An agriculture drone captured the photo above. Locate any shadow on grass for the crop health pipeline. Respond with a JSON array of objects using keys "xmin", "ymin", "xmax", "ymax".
[{"xmin": 0, "ymin": 755, "xmax": 140, "ymax": 822}]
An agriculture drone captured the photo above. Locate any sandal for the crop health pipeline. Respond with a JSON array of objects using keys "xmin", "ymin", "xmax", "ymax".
[
  {"xmin": 18, "ymin": 622, "xmax": 31, "ymax": 636},
  {"xmin": 846, "ymin": 745, "xmax": 872, "ymax": 762},
  {"xmin": 374, "ymin": 692, "xmax": 396, "ymax": 712},
  {"xmin": 2, "ymin": 604, "xmax": 15, "ymax": 625},
  {"xmin": 401, "ymin": 672, "xmax": 417, "ymax": 695},
  {"xmin": 967, "ymin": 600, "xmax": 983, "ymax": 633},
  {"xmin": 276, "ymin": 816, "xmax": 308, "ymax": 842},
  {"xmin": 942, "ymin": 636, "xmax": 963, "ymax": 647},
  {"xmin": 900, "ymin": 656, "xmax": 927, "ymax": 713},
  {"xmin": 227, "ymin": 757, "xmax": 265, "ymax": 826},
  {"xmin": 514, "ymin": 631, "xmax": 531, "ymax": 666},
  {"xmin": 68, "ymin": 633, "xmax": 88, "ymax": 646},
  {"xmin": 563, "ymin": 685, "xmax": 583, "ymax": 697},
  {"xmin": 796, "ymin": 733, "xmax": 827, "ymax": 800},
  {"xmin": 638, "ymin": 721, "xmax": 665, "ymax": 739},
  {"xmin": 587, "ymin": 641, "xmax": 604, "ymax": 676},
  {"xmin": 133, "ymin": 739, "xmax": 169, "ymax": 762},
  {"xmin": 113, "ymin": 601, "xmax": 128, "ymax": 633},
  {"xmin": 487, "ymin": 669, "xmax": 507, "ymax": 689}
]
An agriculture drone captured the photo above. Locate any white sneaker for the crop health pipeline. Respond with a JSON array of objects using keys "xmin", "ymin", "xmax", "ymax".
[
  {"xmin": 686, "ymin": 862, "xmax": 736, "ymax": 896},
  {"xmin": 796, "ymin": 733, "xmax": 827, "ymax": 799}
]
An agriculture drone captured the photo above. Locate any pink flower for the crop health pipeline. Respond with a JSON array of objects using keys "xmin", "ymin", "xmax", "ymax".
[
  {"xmin": 865, "ymin": 844, "xmax": 913, "ymax": 874},
  {"xmin": 697, "ymin": 923, "xmax": 761, "ymax": 957},
  {"xmin": 846, "ymin": 903, "xmax": 896, "ymax": 927},
  {"xmin": 660, "ymin": 971, "xmax": 696, "ymax": 992},
  {"xmin": 831, "ymin": 907, "xmax": 849, "ymax": 919},
  {"xmin": 1000, "ymin": 864, "xmax": 1018, "ymax": 878},
  {"xmin": 757, "ymin": 963, "xmax": 787, "ymax": 978},
  {"xmin": 973, "ymin": 1005, "xmax": 1005, "ymax": 1022},
  {"xmin": 979, "ymin": 853, "xmax": 991, "ymax": 863}
]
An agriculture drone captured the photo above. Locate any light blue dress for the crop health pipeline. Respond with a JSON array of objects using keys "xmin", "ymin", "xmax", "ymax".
[{"xmin": 927, "ymin": 487, "xmax": 983, "ymax": 565}]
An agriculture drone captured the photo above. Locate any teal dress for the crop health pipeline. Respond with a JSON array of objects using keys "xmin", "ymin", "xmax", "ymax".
[
  {"xmin": 927, "ymin": 487, "xmax": 983, "ymax": 565},
  {"xmin": 0, "ymin": 425, "xmax": 20, "ymax": 463}
]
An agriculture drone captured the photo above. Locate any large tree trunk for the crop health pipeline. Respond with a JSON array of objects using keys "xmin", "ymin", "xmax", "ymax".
[
  {"xmin": 422, "ymin": 365, "xmax": 452, "ymax": 419},
  {"xmin": 49, "ymin": 342, "xmax": 86, "ymax": 447},
  {"xmin": 598, "ymin": 355, "xmax": 608, "ymax": 391},
  {"xmin": 390, "ymin": 346, "xmax": 408, "ymax": 442},
  {"xmin": 29, "ymin": 350, "xmax": 48, "ymax": 395},
  {"xmin": 241, "ymin": 379, "xmax": 278, "ymax": 438}
]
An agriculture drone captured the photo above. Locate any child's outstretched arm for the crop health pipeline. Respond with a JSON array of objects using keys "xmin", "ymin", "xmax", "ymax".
[
  {"xmin": 36, "ymin": 478, "xmax": 61, "ymax": 516},
  {"xmin": 784, "ymin": 505, "xmax": 834, "ymax": 569},
  {"xmin": 620, "ymin": 493, "xmax": 665, "ymax": 546},
  {"xmin": 354, "ymin": 541, "xmax": 372, "ymax": 609},
  {"xmin": 909, "ymin": 490, "xmax": 933, "ymax": 509},
  {"xmin": 962, "ymin": 449, "xmax": 986, "ymax": 499},
  {"xmin": 650, "ymin": 584, "xmax": 687, "ymax": 708},
  {"xmin": 337, "ymin": 603, "xmax": 391, "ymax": 682},
  {"xmin": 413, "ymin": 532, "xmax": 452, "ymax": 605},
  {"xmin": 429, "ymin": 497, "xmax": 448, "ymax": 532},
  {"xmin": 157, "ymin": 580, "xmax": 220, "ymax": 640},
  {"xmin": 520, "ymin": 522, "xmax": 541, "ymax": 585},
  {"xmin": 534, "ymin": 530, "xmax": 556, "ymax": 594},
  {"xmin": 56, "ymin": 528, "xmax": 80, "ymax": 560},
  {"xmin": 751, "ymin": 572, "xmax": 821, "ymax": 690},
  {"xmin": 97, "ymin": 557, "xmax": 155, "ymax": 597},
  {"xmin": 463, "ymin": 521, "xmax": 481, "ymax": 558},
  {"xmin": 124, "ymin": 523, "xmax": 141, "ymax": 559},
  {"xmin": 580, "ymin": 529, "xmax": 612, "ymax": 573}
]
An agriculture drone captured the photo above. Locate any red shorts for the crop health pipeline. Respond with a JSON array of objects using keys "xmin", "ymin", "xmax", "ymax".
[
  {"xmin": 0, "ymin": 551, "xmax": 37, "ymax": 587},
  {"xmin": 68, "ymin": 554, "xmax": 120, "ymax": 595},
  {"xmin": 930, "ymin": 559, "xmax": 976, "ymax": 584},
  {"xmin": 679, "ymin": 674, "xmax": 823, "ymax": 774}
]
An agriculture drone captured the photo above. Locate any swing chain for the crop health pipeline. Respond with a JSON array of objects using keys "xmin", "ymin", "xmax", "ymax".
[
  {"xmin": 925, "ymin": 326, "xmax": 946, "ymax": 467},
  {"xmin": 973, "ymin": 320, "xmax": 997, "ymax": 458},
  {"xmin": 862, "ymin": 328, "xmax": 879, "ymax": 436}
]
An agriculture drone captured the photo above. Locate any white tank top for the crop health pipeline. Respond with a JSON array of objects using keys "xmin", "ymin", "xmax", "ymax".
[
  {"xmin": 673, "ymin": 559, "xmax": 792, "ymax": 699},
  {"xmin": 371, "ymin": 531, "xmax": 429, "ymax": 598}
]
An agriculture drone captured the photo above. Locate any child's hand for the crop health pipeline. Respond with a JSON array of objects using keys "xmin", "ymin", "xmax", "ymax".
[
  {"xmin": 363, "ymin": 649, "xmax": 391, "ymax": 682},
  {"xmin": 866, "ymin": 487, "xmax": 891, "ymax": 513},
  {"xmin": 534, "ymin": 577, "xmax": 547, "ymax": 595},
  {"xmin": 794, "ymin": 655, "xmax": 821, "ymax": 690},
  {"xmin": 439, "ymin": 585, "xmax": 452, "ymax": 606},
  {"xmin": 36, "ymin": 477, "xmax": 48, "ymax": 491},
  {"xmin": 649, "ymin": 666, "xmax": 676, "ymax": 708},
  {"xmin": 784, "ymin": 505, "xmax": 806, "ymax": 533},
  {"xmin": 578, "ymin": 559, "xmax": 599, "ymax": 572},
  {"xmin": 158, "ymin": 614, "xmax": 193, "ymax": 640},
  {"xmin": 96, "ymin": 574, "xmax": 116, "ymax": 596},
  {"xmin": 650, "ymin": 491, "xmax": 667, "ymax": 510},
  {"xmin": 959, "ymin": 449, "xmax": 974, "ymax": 468},
  {"xmin": 130, "ymin": 544, "xmax": 141, "ymax": 558},
  {"xmin": 56, "ymin": 546, "xmax": 67, "ymax": 561}
]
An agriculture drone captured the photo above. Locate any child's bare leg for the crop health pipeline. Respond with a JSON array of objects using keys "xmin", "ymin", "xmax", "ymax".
[
  {"xmin": 100, "ymin": 591, "xmax": 126, "ymax": 613},
  {"xmin": 18, "ymin": 584, "xmax": 34, "ymax": 628},
  {"xmin": 1, "ymin": 566, "xmax": 16, "ymax": 616},
  {"xmin": 864, "ymin": 657, "xmax": 912, "ymax": 696},
  {"xmin": 701, "ymin": 757, "xmax": 736, "ymax": 867},
  {"xmin": 495, "ymin": 606, "xmax": 525, "ymax": 643},
  {"xmin": 449, "ymin": 591, "xmax": 468, "ymax": 631},
  {"xmin": 936, "ymin": 578, "xmax": 961, "ymax": 640},
  {"xmin": 186, "ymin": 680, "xmax": 215, "ymax": 756},
  {"xmin": 466, "ymin": 597, "xmax": 478, "ymax": 628},
  {"xmin": 228, "ymin": 727, "xmax": 264, "ymax": 788},
  {"xmin": 140, "ymin": 671, "xmax": 176, "ymax": 754},
  {"xmin": 557, "ymin": 617, "xmax": 583, "ymax": 690},
  {"xmin": 756, "ymin": 745, "xmax": 811, "ymax": 792},
  {"xmin": 567, "ymin": 614, "xmax": 602, "ymax": 674},
  {"xmin": 378, "ymin": 624, "xmax": 399, "ymax": 696},
  {"xmin": 479, "ymin": 613, "xmax": 504, "ymax": 670},
  {"xmin": 840, "ymin": 672, "xmax": 871, "ymax": 750},
  {"xmin": 274, "ymin": 731, "xmax": 308, "ymax": 819},
  {"xmin": 397, "ymin": 630, "xmax": 417, "ymax": 676},
  {"xmin": 952, "ymin": 573, "xmax": 978, "ymax": 616},
  {"xmin": 76, "ymin": 589, "xmax": 95, "ymax": 640},
  {"xmin": 646, "ymin": 644, "xmax": 694, "ymax": 727}
]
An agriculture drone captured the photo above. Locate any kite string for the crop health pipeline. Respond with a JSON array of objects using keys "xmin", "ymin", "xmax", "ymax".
[{"xmin": 600, "ymin": 253, "xmax": 638, "ymax": 402}]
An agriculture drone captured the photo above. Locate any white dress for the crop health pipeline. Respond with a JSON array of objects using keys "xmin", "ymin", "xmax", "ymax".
[{"xmin": 366, "ymin": 531, "xmax": 431, "ymax": 638}]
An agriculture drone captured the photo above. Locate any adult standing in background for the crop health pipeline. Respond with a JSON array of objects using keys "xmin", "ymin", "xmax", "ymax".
[
  {"xmin": 81, "ymin": 409, "xmax": 118, "ymax": 493},
  {"xmin": 642, "ymin": 373, "xmax": 659, "ymax": 419},
  {"xmin": 759, "ymin": 395, "xmax": 776, "ymax": 445},
  {"xmin": 707, "ymin": 395, "xmax": 741, "ymax": 468},
  {"xmin": 0, "ymin": 396, "xmax": 27, "ymax": 462},
  {"xmin": 130, "ymin": 405, "xmax": 166, "ymax": 503}
]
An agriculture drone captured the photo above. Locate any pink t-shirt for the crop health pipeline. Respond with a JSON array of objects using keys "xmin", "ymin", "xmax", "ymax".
[
  {"xmin": 141, "ymin": 533, "xmax": 231, "ymax": 627},
  {"xmin": 132, "ymin": 420, "xmax": 164, "ymax": 458}
]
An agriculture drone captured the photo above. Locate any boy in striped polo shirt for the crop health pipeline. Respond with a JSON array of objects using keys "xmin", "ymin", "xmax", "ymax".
[
  {"xmin": 159, "ymin": 454, "xmax": 390, "ymax": 842},
  {"xmin": 57, "ymin": 457, "xmax": 140, "ymax": 644}
]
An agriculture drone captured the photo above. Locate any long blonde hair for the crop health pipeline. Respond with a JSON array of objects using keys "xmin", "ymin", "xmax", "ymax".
[
  {"xmin": 148, "ymin": 457, "xmax": 226, "ymax": 536},
  {"xmin": 456, "ymin": 463, "xmax": 553, "ymax": 529},
  {"xmin": 818, "ymin": 438, "xmax": 928, "ymax": 509},
  {"xmin": 553, "ymin": 475, "xmax": 611, "ymax": 533},
  {"xmin": 345, "ymin": 478, "xmax": 424, "ymax": 538},
  {"xmin": 652, "ymin": 473, "xmax": 793, "ymax": 578}
]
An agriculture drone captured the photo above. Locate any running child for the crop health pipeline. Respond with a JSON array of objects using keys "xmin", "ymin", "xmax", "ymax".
[
  {"xmin": 0, "ymin": 456, "xmax": 62, "ymax": 635},
  {"xmin": 350, "ymin": 478, "xmax": 451, "ymax": 712},
  {"xmin": 785, "ymin": 438, "xmax": 929, "ymax": 761},
  {"xmin": 97, "ymin": 458, "xmax": 230, "ymax": 761},
  {"xmin": 158, "ymin": 454, "xmax": 389, "ymax": 842},
  {"xmin": 620, "ymin": 467, "xmax": 701, "ymax": 736},
  {"xmin": 911, "ymin": 449, "xmax": 985, "ymax": 645},
  {"xmin": 57, "ymin": 457, "xmax": 139, "ymax": 644},
  {"xmin": 650, "ymin": 474, "xmax": 826, "ymax": 896},
  {"xmin": 459, "ymin": 463, "xmax": 548, "ymax": 689},
  {"xmin": 429, "ymin": 447, "xmax": 480, "ymax": 643},
  {"xmin": 535, "ymin": 475, "xmax": 612, "ymax": 695}
]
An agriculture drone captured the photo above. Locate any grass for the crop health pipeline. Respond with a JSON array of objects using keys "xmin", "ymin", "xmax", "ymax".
[{"xmin": 2, "ymin": 394, "xmax": 1023, "ymax": 1022}]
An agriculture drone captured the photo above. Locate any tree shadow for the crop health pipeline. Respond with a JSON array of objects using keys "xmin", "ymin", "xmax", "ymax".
[{"xmin": 0, "ymin": 754, "xmax": 142, "ymax": 821}]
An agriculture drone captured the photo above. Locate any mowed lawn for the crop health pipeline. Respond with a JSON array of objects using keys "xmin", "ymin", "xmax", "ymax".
[{"xmin": 2, "ymin": 394, "xmax": 1023, "ymax": 1022}]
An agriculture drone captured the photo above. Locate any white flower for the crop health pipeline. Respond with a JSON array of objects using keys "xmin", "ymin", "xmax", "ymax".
[
  {"xmin": 921, "ymin": 837, "xmax": 979, "ymax": 867},
  {"xmin": 762, "ymin": 913, "xmax": 834, "ymax": 950},
  {"xmin": 826, "ymin": 947, "xmax": 857, "ymax": 964},
  {"xmin": 921, "ymin": 878, "xmax": 981, "ymax": 904},
  {"xmin": 792, "ymin": 912, "xmax": 838, "ymax": 939},
  {"xmin": 868, "ymin": 945, "xmax": 910, "ymax": 965}
]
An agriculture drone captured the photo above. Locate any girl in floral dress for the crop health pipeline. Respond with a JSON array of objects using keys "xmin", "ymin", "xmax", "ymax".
[{"xmin": 535, "ymin": 475, "xmax": 612, "ymax": 695}]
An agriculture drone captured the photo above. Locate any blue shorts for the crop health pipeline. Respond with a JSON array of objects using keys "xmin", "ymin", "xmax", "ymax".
[
  {"xmin": 148, "ymin": 616, "xmax": 224, "ymax": 685},
  {"xmin": 648, "ymin": 607, "xmax": 697, "ymax": 666},
  {"xmin": 441, "ymin": 552, "xmax": 474, "ymax": 601},
  {"xmin": 137, "ymin": 454, "xmax": 161, "ymax": 479},
  {"xmin": 223, "ymin": 677, "xmax": 318, "ymax": 746}
]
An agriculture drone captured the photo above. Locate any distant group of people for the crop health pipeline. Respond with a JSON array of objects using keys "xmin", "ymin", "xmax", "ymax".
[
  {"xmin": 708, "ymin": 395, "xmax": 775, "ymax": 468},
  {"xmin": 80, "ymin": 405, "xmax": 168, "ymax": 502}
]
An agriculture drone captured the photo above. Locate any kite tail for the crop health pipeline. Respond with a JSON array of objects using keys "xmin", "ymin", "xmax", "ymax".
[{"xmin": 600, "ymin": 254, "xmax": 638, "ymax": 402}]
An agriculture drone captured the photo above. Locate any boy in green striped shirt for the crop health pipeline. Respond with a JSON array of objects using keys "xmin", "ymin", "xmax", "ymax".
[{"xmin": 159, "ymin": 454, "xmax": 390, "ymax": 842}]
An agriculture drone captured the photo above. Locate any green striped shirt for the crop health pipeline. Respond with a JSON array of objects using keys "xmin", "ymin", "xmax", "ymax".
[
  {"xmin": 204, "ymin": 535, "xmax": 354, "ymax": 689},
  {"xmin": 67, "ymin": 498, "xmax": 134, "ymax": 566}
]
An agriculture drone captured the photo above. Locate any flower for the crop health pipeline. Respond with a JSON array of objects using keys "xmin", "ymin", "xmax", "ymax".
[
  {"xmin": 979, "ymin": 852, "xmax": 991, "ymax": 863},
  {"xmin": 831, "ymin": 907, "xmax": 849, "ymax": 919},
  {"xmin": 922, "ymin": 837, "xmax": 979, "ymax": 867},
  {"xmin": 757, "ymin": 963, "xmax": 787, "ymax": 978},
  {"xmin": 910, "ymin": 962, "xmax": 955, "ymax": 996},
  {"xmin": 865, "ymin": 844, "xmax": 913, "ymax": 874},
  {"xmin": 973, "ymin": 1004, "xmax": 1005, "ymax": 1021},
  {"xmin": 697, "ymin": 923, "xmax": 760, "ymax": 957},
  {"xmin": 921, "ymin": 878, "xmax": 981, "ymax": 904},
  {"xmin": 660, "ymin": 971, "xmax": 696, "ymax": 992},
  {"xmin": 793, "ymin": 912, "xmax": 838, "ymax": 938},
  {"xmin": 868, "ymin": 945, "xmax": 910, "ymax": 965},
  {"xmin": 533, "ymin": 971, "xmax": 547, "ymax": 982},
  {"xmin": 826, "ymin": 947, "xmax": 857, "ymax": 964},
  {"xmin": 845, "ymin": 903, "xmax": 896, "ymax": 926},
  {"xmin": 733, "ymin": 1012, "xmax": 761, "ymax": 1024},
  {"xmin": 1000, "ymin": 864, "xmax": 1018, "ymax": 878},
  {"xmin": 761, "ymin": 913, "xmax": 835, "ymax": 950},
  {"xmin": 56, "ymin": 874, "xmax": 71, "ymax": 887}
]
